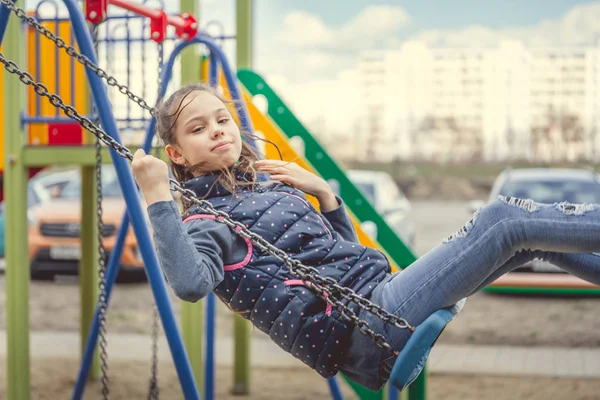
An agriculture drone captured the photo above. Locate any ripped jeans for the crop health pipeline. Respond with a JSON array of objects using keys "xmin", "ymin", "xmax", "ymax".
[{"xmin": 342, "ymin": 196, "xmax": 600, "ymax": 390}]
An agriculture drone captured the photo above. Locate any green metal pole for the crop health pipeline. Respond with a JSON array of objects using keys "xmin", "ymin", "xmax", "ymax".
[
  {"xmin": 408, "ymin": 366, "xmax": 426, "ymax": 400},
  {"xmin": 236, "ymin": 0, "xmax": 253, "ymax": 68},
  {"xmin": 232, "ymin": 0, "xmax": 253, "ymax": 395},
  {"xmin": 179, "ymin": 0, "xmax": 204, "ymax": 393},
  {"xmin": 401, "ymin": 387, "xmax": 409, "ymax": 400},
  {"xmin": 80, "ymin": 165, "xmax": 100, "ymax": 380},
  {"xmin": 79, "ymin": 27, "xmax": 101, "ymax": 379},
  {"xmin": 4, "ymin": 13, "xmax": 30, "ymax": 400}
]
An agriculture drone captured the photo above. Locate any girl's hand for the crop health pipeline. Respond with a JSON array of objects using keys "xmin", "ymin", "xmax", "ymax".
[
  {"xmin": 254, "ymin": 159, "xmax": 339, "ymax": 211},
  {"xmin": 132, "ymin": 149, "xmax": 173, "ymax": 205}
]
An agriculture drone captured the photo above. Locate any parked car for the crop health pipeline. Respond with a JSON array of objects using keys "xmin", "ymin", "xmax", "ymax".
[
  {"xmin": 30, "ymin": 168, "xmax": 80, "ymax": 198},
  {"xmin": 28, "ymin": 165, "xmax": 147, "ymax": 282},
  {"xmin": 345, "ymin": 169, "xmax": 416, "ymax": 248},
  {"xmin": 0, "ymin": 176, "xmax": 54, "ymax": 258},
  {"xmin": 469, "ymin": 167, "xmax": 600, "ymax": 273}
]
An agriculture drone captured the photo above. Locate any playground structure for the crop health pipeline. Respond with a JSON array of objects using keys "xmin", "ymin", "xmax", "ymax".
[
  {"xmin": 2, "ymin": 1, "xmax": 599, "ymax": 400},
  {"xmin": 1, "ymin": 0, "xmax": 431, "ymax": 399}
]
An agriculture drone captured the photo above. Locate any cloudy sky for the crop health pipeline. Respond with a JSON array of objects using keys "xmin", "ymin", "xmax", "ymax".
[
  {"xmin": 189, "ymin": 0, "xmax": 600, "ymax": 134},
  {"xmin": 25, "ymin": 0, "xmax": 600, "ymax": 134}
]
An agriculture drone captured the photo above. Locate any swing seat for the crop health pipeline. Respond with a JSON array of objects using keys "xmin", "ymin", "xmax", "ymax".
[{"xmin": 389, "ymin": 298, "xmax": 466, "ymax": 391}]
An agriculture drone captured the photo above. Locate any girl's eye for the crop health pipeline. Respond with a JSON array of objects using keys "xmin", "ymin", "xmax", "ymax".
[
  {"xmin": 191, "ymin": 126, "xmax": 204, "ymax": 133},
  {"xmin": 218, "ymin": 118, "xmax": 229, "ymax": 124}
]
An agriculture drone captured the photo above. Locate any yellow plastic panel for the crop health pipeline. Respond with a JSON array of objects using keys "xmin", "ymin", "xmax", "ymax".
[
  {"xmin": 0, "ymin": 45, "xmax": 4, "ymax": 171},
  {"xmin": 26, "ymin": 16, "xmax": 88, "ymax": 146}
]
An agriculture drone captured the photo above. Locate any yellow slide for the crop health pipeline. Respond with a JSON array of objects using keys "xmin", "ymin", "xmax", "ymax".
[
  {"xmin": 204, "ymin": 60, "xmax": 398, "ymax": 269},
  {"xmin": 239, "ymin": 88, "xmax": 387, "ymax": 254}
]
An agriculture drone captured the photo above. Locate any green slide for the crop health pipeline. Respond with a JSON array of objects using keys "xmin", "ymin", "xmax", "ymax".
[{"xmin": 238, "ymin": 69, "xmax": 424, "ymax": 400}]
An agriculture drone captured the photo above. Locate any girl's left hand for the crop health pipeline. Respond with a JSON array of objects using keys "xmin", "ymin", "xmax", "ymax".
[{"xmin": 254, "ymin": 159, "xmax": 338, "ymax": 211}]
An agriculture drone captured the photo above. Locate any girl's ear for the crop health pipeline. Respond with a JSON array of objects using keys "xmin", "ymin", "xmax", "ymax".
[{"xmin": 165, "ymin": 144, "xmax": 186, "ymax": 166}]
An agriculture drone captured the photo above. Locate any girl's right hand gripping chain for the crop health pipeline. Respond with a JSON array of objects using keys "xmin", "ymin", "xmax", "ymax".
[{"xmin": 132, "ymin": 149, "xmax": 173, "ymax": 206}]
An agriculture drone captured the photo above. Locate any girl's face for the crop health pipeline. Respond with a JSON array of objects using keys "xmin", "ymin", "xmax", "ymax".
[{"xmin": 166, "ymin": 91, "xmax": 243, "ymax": 176}]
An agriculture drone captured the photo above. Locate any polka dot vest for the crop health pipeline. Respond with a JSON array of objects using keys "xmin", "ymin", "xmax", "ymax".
[{"xmin": 181, "ymin": 173, "xmax": 390, "ymax": 378}]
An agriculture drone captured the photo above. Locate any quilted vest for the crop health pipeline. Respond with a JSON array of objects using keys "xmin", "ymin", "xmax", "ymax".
[{"xmin": 181, "ymin": 173, "xmax": 390, "ymax": 378}]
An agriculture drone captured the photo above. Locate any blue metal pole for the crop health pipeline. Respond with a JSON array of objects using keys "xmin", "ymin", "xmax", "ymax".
[
  {"xmin": 388, "ymin": 385, "xmax": 399, "ymax": 400},
  {"xmin": 209, "ymin": 53, "xmax": 218, "ymax": 87},
  {"xmin": 61, "ymin": 1, "xmax": 200, "ymax": 399},
  {"xmin": 74, "ymin": 50, "xmax": 171, "ymax": 397},
  {"xmin": 73, "ymin": 98, "xmax": 161, "ymax": 400},
  {"xmin": 202, "ymin": 55, "xmax": 219, "ymax": 400},
  {"xmin": 201, "ymin": 35, "xmax": 255, "ymax": 142},
  {"xmin": 74, "ymin": 29, "xmax": 256, "ymax": 400},
  {"xmin": 327, "ymin": 377, "xmax": 344, "ymax": 400},
  {"xmin": 0, "ymin": 0, "xmax": 14, "ymax": 46},
  {"xmin": 161, "ymin": 33, "xmax": 257, "ymax": 150},
  {"xmin": 72, "ymin": 219, "xmax": 130, "ymax": 399},
  {"xmin": 74, "ymin": 116, "xmax": 162, "ymax": 400},
  {"xmin": 205, "ymin": 293, "xmax": 216, "ymax": 400}
]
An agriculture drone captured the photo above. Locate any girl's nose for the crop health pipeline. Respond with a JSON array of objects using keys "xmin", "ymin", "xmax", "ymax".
[{"xmin": 212, "ymin": 128, "xmax": 225, "ymax": 138}]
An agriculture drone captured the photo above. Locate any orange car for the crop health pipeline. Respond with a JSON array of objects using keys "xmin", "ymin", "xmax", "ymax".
[{"xmin": 28, "ymin": 166, "xmax": 149, "ymax": 283}]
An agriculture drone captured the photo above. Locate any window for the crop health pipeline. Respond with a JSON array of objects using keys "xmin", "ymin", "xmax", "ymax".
[
  {"xmin": 500, "ymin": 179, "xmax": 600, "ymax": 204},
  {"xmin": 354, "ymin": 182, "xmax": 376, "ymax": 204},
  {"xmin": 60, "ymin": 166, "xmax": 123, "ymax": 199}
]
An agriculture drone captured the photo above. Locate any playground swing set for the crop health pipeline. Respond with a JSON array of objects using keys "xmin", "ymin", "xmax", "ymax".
[{"xmin": 1, "ymin": 0, "xmax": 462, "ymax": 399}]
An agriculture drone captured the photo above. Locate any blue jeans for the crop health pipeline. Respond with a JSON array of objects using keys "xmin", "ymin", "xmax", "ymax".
[{"xmin": 341, "ymin": 196, "xmax": 600, "ymax": 391}]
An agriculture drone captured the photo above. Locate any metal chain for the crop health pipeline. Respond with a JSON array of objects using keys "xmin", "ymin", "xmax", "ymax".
[
  {"xmin": 147, "ymin": 42, "xmax": 163, "ymax": 400},
  {"xmin": 92, "ymin": 25, "xmax": 110, "ymax": 400},
  {"xmin": 148, "ymin": 303, "xmax": 159, "ymax": 400},
  {"xmin": 0, "ymin": 52, "xmax": 416, "ymax": 359},
  {"xmin": 0, "ymin": 52, "xmax": 415, "ymax": 356},
  {"xmin": 0, "ymin": 0, "xmax": 156, "ymax": 117},
  {"xmin": 151, "ymin": 42, "xmax": 164, "ymax": 156},
  {"xmin": 1, "ymin": 0, "xmax": 416, "ymax": 377}
]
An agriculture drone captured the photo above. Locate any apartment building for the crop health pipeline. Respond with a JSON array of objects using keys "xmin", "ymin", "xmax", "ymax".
[{"xmin": 357, "ymin": 39, "xmax": 600, "ymax": 163}]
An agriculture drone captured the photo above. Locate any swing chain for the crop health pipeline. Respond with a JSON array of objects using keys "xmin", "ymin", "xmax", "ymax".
[
  {"xmin": 0, "ymin": 49, "xmax": 415, "ymax": 354},
  {"xmin": 0, "ymin": 49, "xmax": 414, "ymax": 356},
  {"xmin": 168, "ymin": 184, "xmax": 416, "ymax": 355},
  {"xmin": 147, "ymin": 42, "xmax": 164, "ymax": 400},
  {"xmin": 92, "ymin": 25, "xmax": 110, "ymax": 400},
  {"xmin": 148, "ymin": 305, "xmax": 160, "ymax": 400},
  {"xmin": 0, "ymin": 0, "xmax": 156, "ymax": 117},
  {"xmin": 96, "ymin": 135, "xmax": 111, "ymax": 400},
  {"xmin": 0, "ymin": 19, "xmax": 418, "ymax": 357}
]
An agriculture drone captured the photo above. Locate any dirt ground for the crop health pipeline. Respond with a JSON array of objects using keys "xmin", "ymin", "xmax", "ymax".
[
  {"xmin": 2, "ymin": 276, "xmax": 599, "ymax": 348},
  {"xmin": 2, "ymin": 197, "xmax": 600, "ymax": 399},
  {"xmin": 1, "ymin": 276, "xmax": 600, "ymax": 399},
  {"xmin": 1, "ymin": 359, "xmax": 600, "ymax": 400}
]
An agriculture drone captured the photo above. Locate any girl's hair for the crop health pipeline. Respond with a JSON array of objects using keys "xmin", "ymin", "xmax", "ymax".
[{"xmin": 155, "ymin": 83, "xmax": 281, "ymax": 206}]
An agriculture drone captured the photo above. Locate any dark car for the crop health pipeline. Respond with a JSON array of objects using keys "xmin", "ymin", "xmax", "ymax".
[{"xmin": 470, "ymin": 167, "xmax": 600, "ymax": 273}]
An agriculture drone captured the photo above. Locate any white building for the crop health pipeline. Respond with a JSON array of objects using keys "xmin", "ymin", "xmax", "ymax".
[
  {"xmin": 358, "ymin": 39, "xmax": 600, "ymax": 162},
  {"xmin": 529, "ymin": 45, "xmax": 600, "ymax": 161}
]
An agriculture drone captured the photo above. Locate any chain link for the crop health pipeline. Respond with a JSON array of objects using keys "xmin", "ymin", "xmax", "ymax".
[
  {"xmin": 147, "ymin": 42, "xmax": 164, "ymax": 400},
  {"xmin": 0, "ymin": 0, "xmax": 157, "ymax": 118},
  {"xmin": 147, "ymin": 305, "xmax": 160, "ymax": 400},
  {"xmin": 91, "ymin": 25, "xmax": 110, "ymax": 400},
  {"xmin": 0, "ymin": 51, "xmax": 414, "ymax": 356},
  {"xmin": 0, "ymin": 12, "xmax": 417, "ymax": 356}
]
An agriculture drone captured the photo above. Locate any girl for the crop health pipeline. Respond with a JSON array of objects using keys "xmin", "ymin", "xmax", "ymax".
[{"xmin": 132, "ymin": 83, "xmax": 600, "ymax": 391}]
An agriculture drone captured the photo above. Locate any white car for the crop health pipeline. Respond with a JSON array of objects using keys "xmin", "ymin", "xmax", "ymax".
[
  {"xmin": 345, "ymin": 169, "xmax": 416, "ymax": 248},
  {"xmin": 469, "ymin": 167, "xmax": 600, "ymax": 273}
]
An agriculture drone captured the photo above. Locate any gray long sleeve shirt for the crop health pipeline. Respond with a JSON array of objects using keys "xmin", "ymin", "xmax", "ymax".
[{"xmin": 148, "ymin": 197, "xmax": 358, "ymax": 302}]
